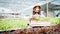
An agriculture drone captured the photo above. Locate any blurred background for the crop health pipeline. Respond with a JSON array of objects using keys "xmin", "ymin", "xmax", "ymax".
[{"xmin": 0, "ymin": 0, "xmax": 60, "ymax": 18}]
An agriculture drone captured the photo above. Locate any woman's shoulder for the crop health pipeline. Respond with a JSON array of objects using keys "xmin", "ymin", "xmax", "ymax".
[{"xmin": 40, "ymin": 14, "xmax": 45, "ymax": 17}]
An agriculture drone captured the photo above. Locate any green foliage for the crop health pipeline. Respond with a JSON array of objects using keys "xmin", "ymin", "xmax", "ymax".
[
  {"xmin": 0, "ymin": 18, "xmax": 60, "ymax": 31},
  {"xmin": 0, "ymin": 18, "xmax": 28, "ymax": 31},
  {"xmin": 37, "ymin": 17, "xmax": 60, "ymax": 25}
]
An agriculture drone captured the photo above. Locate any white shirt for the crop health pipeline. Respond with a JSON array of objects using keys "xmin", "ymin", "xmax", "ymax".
[{"xmin": 32, "ymin": 14, "xmax": 45, "ymax": 18}]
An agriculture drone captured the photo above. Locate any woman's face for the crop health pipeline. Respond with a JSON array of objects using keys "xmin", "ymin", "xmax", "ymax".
[{"xmin": 35, "ymin": 7, "xmax": 40, "ymax": 12}]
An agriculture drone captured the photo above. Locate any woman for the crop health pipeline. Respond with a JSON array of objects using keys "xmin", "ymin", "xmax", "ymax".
[
  {"xmin": 32, "ymin": 5, "xmax": 45, "ymax": 17},
  {"xmin": 28, "ymin": 5, "xmax": 45, "ymax": 28}
]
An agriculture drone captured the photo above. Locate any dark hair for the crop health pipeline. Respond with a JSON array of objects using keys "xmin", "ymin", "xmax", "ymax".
[{"xmin": 33, "ymin": 5, "xmax": 41, "ymax": 15}]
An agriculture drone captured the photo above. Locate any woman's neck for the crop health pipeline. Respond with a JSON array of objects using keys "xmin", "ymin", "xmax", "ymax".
[{"xmin": 35, "ymin": 13, "xmax": 40, "ymax": 15}]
